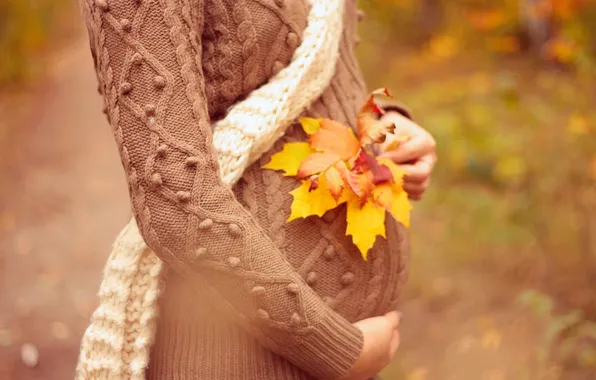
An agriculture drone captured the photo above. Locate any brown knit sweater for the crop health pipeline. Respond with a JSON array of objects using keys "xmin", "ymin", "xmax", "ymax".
[{"xmin": 80, "ymin": 0, "xmax": 409, "ymax": 379}]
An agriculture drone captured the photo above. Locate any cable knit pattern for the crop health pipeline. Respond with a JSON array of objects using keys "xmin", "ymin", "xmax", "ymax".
[
  {"xmin": 212, "ymin": 0, "xmax": 344, "ymax": 185},
  {"xmin": 232, "ymin": 0, "xmax": 260, "ymax": 93},
  {"xmin": 76, "ymin": 0, "xmax": 410, "ymax": 379},
  {"xmin": 206, "ymin": 0, "xmax": 236, "ymax": 100}
]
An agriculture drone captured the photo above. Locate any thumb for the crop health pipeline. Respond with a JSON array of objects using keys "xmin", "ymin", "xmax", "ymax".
[
  {"xmin": 389, "ymin": 328, "xmax": 400, "ymax": 357},
  {"xmin": 384, "ymin": 311, "xmax": 401, "ymax": 330}
]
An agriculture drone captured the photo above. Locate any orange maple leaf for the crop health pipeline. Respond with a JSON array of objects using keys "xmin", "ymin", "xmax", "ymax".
[
  {"xmin": 324, "ymin": 164, "xmax": 345, "ymax": 201},
  {"xmin": 310, "ymin": 119, "xmax": 360, "ymax": 159},
  {"xmin": 297, "ymin": 152, "xmax": 341, "ymax": 179}
]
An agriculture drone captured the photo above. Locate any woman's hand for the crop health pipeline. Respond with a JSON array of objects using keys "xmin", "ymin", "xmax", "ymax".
[
  {"xmin": 342, "ymin": 311, "xmax": 401, "ymax": 380},
  {"xmin": 377, "ymin": 112, "xmax": 437, "ymax": 201}
]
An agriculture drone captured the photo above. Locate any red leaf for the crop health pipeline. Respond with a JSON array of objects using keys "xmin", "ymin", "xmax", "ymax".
[
  {"xmin": 351, "ymin": 150, "xmax": 392, "ymax": 185},
  {"xmin": 371, "ymin": 163, "xmax": 393, "ymax": 186},
  {"xmin": 351, "ymin": 149, "xmax": 369, "ymax": 173}
]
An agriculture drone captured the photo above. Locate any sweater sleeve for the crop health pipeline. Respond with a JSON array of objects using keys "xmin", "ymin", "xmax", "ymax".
[{"xmin": 80, "ymin": 0, "xmax": 363, "ymax": 378}]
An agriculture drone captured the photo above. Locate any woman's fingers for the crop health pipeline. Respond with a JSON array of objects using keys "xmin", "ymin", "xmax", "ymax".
[
  {"xmin": 376, "ymin": 110, "xmax": 437, "ymax": 200},
  {"xmin": 400, "ymin": 153, "xmax": 435, "ymax": 199},
  {"xmin": 385, "ymin": 311, "xmax": 401, "ymax": 357},
  {"xmin": 384, "ymin": 311, "xmax": 401, "ymax": 330},
  {"xmin": 347, "ymin": 312, "xmax": 403, "ymax": 380},
  {"xmin": 389, "ymin": 329, "xmax": 400, "ymax": 357},
  {"xmin": 403, "ymin": 180, "xmax": 429, "ymax": 200},
  {"xmin": 400, "ymin": 155, "xmax": 435, "ymax": 184},
  {"xmin": 381, "ymin": 136, "xmax": 428, "ymax": 164}
]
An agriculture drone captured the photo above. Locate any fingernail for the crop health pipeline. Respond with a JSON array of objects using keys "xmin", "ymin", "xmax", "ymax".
[{"xmin": 396, "ymin": 311, "xmax": 402, "ymax": 321}]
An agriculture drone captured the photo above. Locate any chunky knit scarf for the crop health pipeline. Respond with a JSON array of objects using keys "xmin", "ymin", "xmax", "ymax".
[{"xmin": 76, "ymin": 0, "xmax": 345, "ymax": 378}]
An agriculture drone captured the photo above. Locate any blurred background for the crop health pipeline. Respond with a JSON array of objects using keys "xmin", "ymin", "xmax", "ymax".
[{"xmin": 0, "ymin": 0, "xmax": 595, "ymax": 379}]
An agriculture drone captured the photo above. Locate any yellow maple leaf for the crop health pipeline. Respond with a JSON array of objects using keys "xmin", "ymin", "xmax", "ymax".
[
  {"xmin": 346, "ymin": 195, "xmax": 387, "ymax": 260},
  {"xmin": 288, "ymin": 177, "xmax": 346, "ymax": 222},
  {"xmin": 299, "ymin": 117, "xmax": 322, "ymax": 135},
  {"xmin": 389, "ymin": 189, "xmax": 411, "ymax": 228},
  {"xmin": 262, "ymin": 142, "xmax": 313, "ymax": 176}
]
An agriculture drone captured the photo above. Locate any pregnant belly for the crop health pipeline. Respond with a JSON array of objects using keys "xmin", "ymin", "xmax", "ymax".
[
  {"xmin": 234, "ymin": 140, "xmax": 410, "ymax": 323},
  {"xmin": 283, "ymin": 206, "xmax": 409, "ymax": 323}
]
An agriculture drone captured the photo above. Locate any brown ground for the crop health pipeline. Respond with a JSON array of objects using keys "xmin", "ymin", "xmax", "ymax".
[
  {"xmin": 0, "ymin": 38, "xmax": 129, "ymax": 380},
  {"xmin": 0, "ymin": 36, "xmax": 559, "ymax": 380}
]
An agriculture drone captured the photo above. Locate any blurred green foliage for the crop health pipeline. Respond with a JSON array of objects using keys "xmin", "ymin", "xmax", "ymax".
[
  {"xmin": 519, "ymin": 289, "xmax": 596, "ymax": 373},
  {"xmin": 358, "ymin": 0, "xmax": 596, "ymax": 299},
  {"xmin": 357, "ymin": 0, "xmax": 596, "ymax": 377},
  {"xmin": 0, "ymin": 0, "xmax": 75, "ymax": 87},
  {"xmin": 360, "ymin": 0, "xmax": 596, "ymax": 70}
]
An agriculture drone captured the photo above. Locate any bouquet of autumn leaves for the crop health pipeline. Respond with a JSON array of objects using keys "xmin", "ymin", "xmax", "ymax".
[{"xmin": 263, "ymin": 89, "xmax": 412, "ymax": 259}]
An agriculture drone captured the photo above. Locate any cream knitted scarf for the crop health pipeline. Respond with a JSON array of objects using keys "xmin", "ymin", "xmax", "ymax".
[{"xmin": 76, "ymin": 0, "xmax": 345, "ymax": 378}]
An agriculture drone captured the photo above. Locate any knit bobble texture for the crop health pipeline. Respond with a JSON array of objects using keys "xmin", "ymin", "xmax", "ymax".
[
  {"xmin": 286, "ymin": 32, "xmax": 299, "ymax": 48},
  {"xmin": 195, "ymin": 247, "xmax": 208, "ymax": 259},
  {"xmin": 251, "ymin": 286, "xmax": 266, "ymax": 296},
  {"xmin": 156, "ymin": 144, "xmax": 168, "ymax": 157},
  {"xmin": 145, "ymin": 104, "xmax": 156, "ymax": 116},
  {"xmin": 198, "ymin": 218, "xmax": 213, "ymax": 230},
  {"xmin": 287, "ymin": 283, "xmax": 300, "ymax": 294},
  {"xmin": 185, "ymin": 156, "xmax": 199, "ymax": 167},
  {"xmin": 341, "ymin": 272, "xmax": 355, "ymax": 286},
  {"xmin": 120, "ymin": 82, "xmax": 132, "ymax": 94},
  {"xmin": 257, "ymin": 309, "xmax": 270, "ymax": 320},
  {"xmin": 150, "ymin": 173, "xmax": 162, "ymax": 187},
  {"xmin": 154, "ymin": 76, "xmax": 165, "ymax": 89},
  {"xmin": 96, "ymin": 0, "xmax": 108, "ymax": 11},
  {"xmin": 228, "ymin": 223, "xmax": 241, "ymax": 237},
  {"xmin": 176, "ymin": 191, "xmax": 191, "ymax": 203},
  {"xmin": 227, "ymin": 256, "xmax": 241, "ymax": 268},
  {"xmin": 132, "ymin": 53, "xmax": 143, "ymax": 66},
  {"xmin": 290, "ymin": 313, "xmax": 301, "ymax": 326},
  {"xmin": 121, "ymin": 18, "xmax": 131, "ymax": 32},
  {"xmin": 323, "ymin": 245, "xmax": 336, "ymax": 260}
]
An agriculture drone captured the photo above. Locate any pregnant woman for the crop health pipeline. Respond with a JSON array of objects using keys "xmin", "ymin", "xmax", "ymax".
[{"xmin": 76, "ymin": 0, "xmax": 436, "ymax": 379}]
